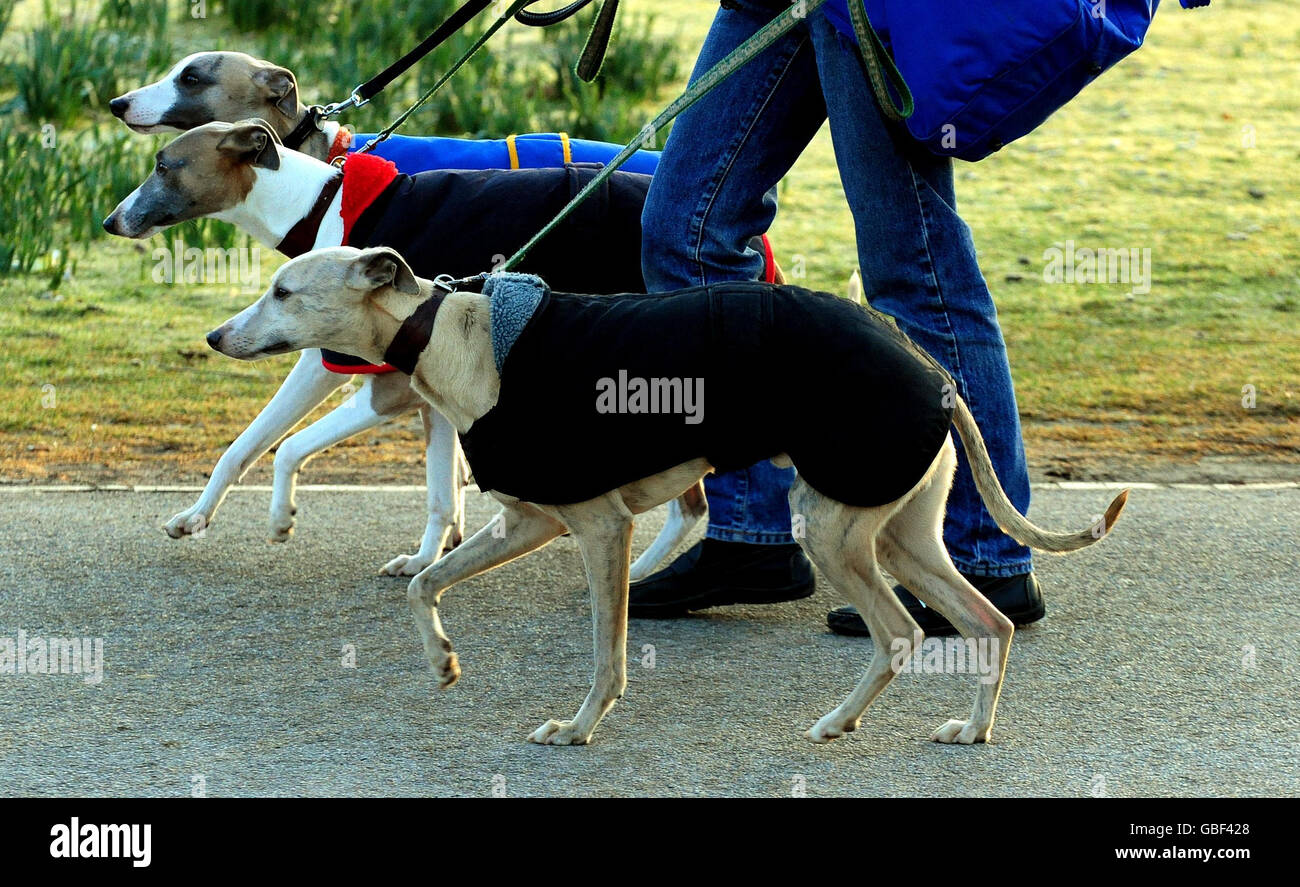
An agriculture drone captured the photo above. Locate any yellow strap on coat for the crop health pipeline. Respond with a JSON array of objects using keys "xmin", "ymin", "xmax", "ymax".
[
  {"xmin": 559, "ymin": 132, "xmax": 572, "ymax": 164},
  {"xmin": 506, "ymin": 134, "xmax": 520, "ymax": 169}
]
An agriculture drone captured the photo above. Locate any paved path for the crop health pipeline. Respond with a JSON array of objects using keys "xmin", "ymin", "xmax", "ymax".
[{"xmin": 0, "ymin": 483, "xmax": 1295, "ymax": 797}]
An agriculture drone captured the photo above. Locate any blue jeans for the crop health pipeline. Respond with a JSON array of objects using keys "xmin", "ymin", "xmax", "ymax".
[{"xmin": 641, "ymin": 0, "xmax": 1032, "ymax": 576}]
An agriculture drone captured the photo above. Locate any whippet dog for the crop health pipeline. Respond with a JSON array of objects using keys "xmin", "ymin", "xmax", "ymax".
[
  {"xmin": 109, "ymin": 52, "xmax": 347, "ymax": 160},
  {"xmin": 103, "ymin": 117, "xmax": 710, "ymax": 579},
  {"xmin": 206, "ymin": 246, "xmax": 1128, "ymax": 747}
]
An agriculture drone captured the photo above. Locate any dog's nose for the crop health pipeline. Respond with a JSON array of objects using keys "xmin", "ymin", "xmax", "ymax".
[
  {"xmin": 109, "ymin": 96, "xmax": 129, "ymax": 119},
  {"xmin": 205, "ymin": 329, "xmax": 223, "ymax": 351},
  {"xmin": 102, "ymin": 213, "xmax": 117, "ymax": 234}
]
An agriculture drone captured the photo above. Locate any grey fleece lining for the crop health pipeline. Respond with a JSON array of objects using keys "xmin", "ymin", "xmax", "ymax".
[{"xmin": 483, "ymin": 273, "xmax": 549, "ymax": 373}]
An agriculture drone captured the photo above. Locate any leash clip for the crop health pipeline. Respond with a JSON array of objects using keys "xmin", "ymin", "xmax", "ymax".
[
  {"xmin": 322, "ymin": 85, "xmax": 370, "ymax": 118},
  {"xmin": 433, "ymin": 272, "xmax": 489, "ymax": 293}
]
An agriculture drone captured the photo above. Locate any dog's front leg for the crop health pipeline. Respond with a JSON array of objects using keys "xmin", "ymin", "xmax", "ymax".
[
  {"xmin": 380, "ymin": 406, "xmax": 465, "ymax": 576},
  {"xmin": 528, "ymin": 499, "xmax": 633, "ymax": 746},
  {"xmin": 267, "ymin": 374, "xmax": 415, "ymax": 541},
  {"xmin": 165, "ymin": 350, "xmax": 345, "ymax": 539},
  {"xmin": 407, "ymin": 503, "xmax": 565, "ymax": 689}
]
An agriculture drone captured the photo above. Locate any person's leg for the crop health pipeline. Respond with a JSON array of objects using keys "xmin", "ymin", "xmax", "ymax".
[
  {"xmin": 633, "ymin": 0, "xmax": 827, "ymax": 615},
  {"xmin": 805, "ymin": 14, "xmax": 1040, "ymax": 633}
]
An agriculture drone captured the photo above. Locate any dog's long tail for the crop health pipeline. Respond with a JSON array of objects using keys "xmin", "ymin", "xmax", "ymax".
[{"xmin": 951, "ymin": 394, "xmax": 1128, "ymax": 554}]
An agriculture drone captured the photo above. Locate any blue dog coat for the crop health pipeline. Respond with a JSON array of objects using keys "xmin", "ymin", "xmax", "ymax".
[{"xmin": 345, "ymin": 131, "xmax": 661, "ymax": 177}]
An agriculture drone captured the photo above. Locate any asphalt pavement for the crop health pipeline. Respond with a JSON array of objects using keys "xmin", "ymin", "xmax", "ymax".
[{"xmin": 0, "ymin": 482, "xmax": 1295, "ymax": 797}]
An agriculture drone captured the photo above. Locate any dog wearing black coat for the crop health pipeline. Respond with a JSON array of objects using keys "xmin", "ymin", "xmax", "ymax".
[{"xmin": 207, "ymin": 246, "xmax": 1129, "ymax": 747}]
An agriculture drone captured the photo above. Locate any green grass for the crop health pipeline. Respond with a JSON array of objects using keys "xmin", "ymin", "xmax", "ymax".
[{"xmin": 1, "ymin": 0, "xmax": 1297, "ymax": 483}]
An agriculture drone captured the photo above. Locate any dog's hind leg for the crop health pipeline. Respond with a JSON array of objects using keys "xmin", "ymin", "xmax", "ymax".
[
  {"xmin": 628, "ymin": 481, "xmax": 707, "ymax": 582},
  {"xmin": 380, "ymin": 406, "xmax": 465, "ymax": 576},
  {"xmin": 407, "ymin": 503, "xmax": 566, "ymax": 690},
  {"xmin": 268, "ymin": 372, "xmax": 419, "ymax": 541},
  {"xmin": 792, "ymin": 479, "xmax": 919, "ymax": 744},
  {"xmin": 876, "ymin": 439, "xmax": 1014, "ymax": 745},
  {"xmin": 528, "ymin": 495, "xmax": 634, "ymax": 746},
  {"xmin": 165, "ymin": 350, "xmax": 345, "ymax": 539}
]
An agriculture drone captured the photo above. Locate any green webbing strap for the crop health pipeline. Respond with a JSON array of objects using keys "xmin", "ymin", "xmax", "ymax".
[
  {"xmin": 501, "ymin": 0, "xmax": 831, "ymax": 271},
  {"xmin": 848, "ymin": 0, "xmax": 913, "ymax": 121}
]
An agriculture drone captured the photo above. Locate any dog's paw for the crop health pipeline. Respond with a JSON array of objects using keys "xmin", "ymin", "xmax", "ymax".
[
  {"xmin": 164, "ymin": 510, "xmax": 210, "ymax": 539},
  {"xmin": 268, "ymin": 506, "xmax": 296, "ymax": 543},
  {"xmin": 380, "ymin": 550, "xmax": 435, "ymax": 577},
  {"xmin": 431, "ymin": 652, "xmax": 460, "ymax": 689},
  {"xmin": 804, "ymin": 713, "xmax": 859, "ymax": 744},
  {"xmin": 527, "ymin": 719, "xmax": 590, "ymax": 746},
  {"xmin": 929, "ymin": 719, "xmax": 990, "ymax": 745}
]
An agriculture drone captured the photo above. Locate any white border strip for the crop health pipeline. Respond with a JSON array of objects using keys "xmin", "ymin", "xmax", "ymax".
[{"xmin": 0, "ymin": 482, "xmax": 1295, "ymax": 494}]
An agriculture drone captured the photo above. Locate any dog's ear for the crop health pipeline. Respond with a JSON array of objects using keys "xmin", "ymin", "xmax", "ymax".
[
  {"xmin": 252, "ymin": 64, "xmax": 299, "ymax": 119},
  {"xmin": 216, "ymin": 119, "xmax": 281, "ymax": 170},
  {"xmin": 345, "ymin": 248, "xmax": 421, "ymax": 296}
]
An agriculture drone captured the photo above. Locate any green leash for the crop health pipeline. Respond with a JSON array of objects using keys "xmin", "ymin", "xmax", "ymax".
[
  {"xmin": 848, "ymin": 0, "xmax": 912, "ymax": 121},
  {"xmin": 500, "ymin": 0, "xmax": 912, "ymax": 272}
]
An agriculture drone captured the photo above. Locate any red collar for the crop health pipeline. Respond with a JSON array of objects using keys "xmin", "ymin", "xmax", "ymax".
[
  {"xmin": 325, "ymin": 127, "xmax": 353, "ymax": 164},
  {"xmin": 274, "ymin": 152, "xmax": 399, "ymax": 257}
]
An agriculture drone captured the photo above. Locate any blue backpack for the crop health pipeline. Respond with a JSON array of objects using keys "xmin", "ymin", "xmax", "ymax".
[{"xmin": 825, "ymin": 0, "xmax": 1210, "ymax": 161}]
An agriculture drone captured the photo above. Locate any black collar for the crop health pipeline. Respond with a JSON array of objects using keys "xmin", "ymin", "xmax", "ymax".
[
  {"xmin": 382, "ymin": 292, "xmax": 448, "ymax": 375},
  {"xmin": 276, "ymin": 172, "xmax": 343, "ymax": 258},
  {"xmin": 283, "ymin": 106, "xmax": 324, "ymax": 151}
]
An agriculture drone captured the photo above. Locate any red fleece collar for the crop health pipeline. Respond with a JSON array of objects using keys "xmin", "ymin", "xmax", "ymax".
[
  {"xmin": 326, "ymin": 128, "xmax": 353, "ymax": 164},
  {"xmin": 340, "ymin": 153, "xmax": 400, "ymax": 245}
]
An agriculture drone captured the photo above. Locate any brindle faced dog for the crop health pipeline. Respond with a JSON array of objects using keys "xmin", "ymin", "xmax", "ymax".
[{"xmin": 207, "ymin": 246, "xmax": 1128, "ymax": 747}]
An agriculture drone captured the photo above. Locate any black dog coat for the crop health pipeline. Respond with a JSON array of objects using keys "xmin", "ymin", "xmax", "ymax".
[
  {"xmin": 457, "ymin": 278, "xmax": 957, "ymax": 508},
  {"xmin": 318, "ymin": 155, "xmax": 651, "ymax": 373},
  {"xmin": 301, "ymin": 153, "xmax": 779, "ymax": 374}
]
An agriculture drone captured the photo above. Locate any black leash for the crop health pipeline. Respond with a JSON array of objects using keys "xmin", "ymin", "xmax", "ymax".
[{"xmin": 284, "ymin": 0, "xmax": 620, "ymax": 152}]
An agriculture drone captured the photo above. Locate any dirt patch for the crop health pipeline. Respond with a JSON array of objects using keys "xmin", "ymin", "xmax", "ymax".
[{"xmin": 2, "ymin": 422, "xmax": 1296, "ymax": 487}]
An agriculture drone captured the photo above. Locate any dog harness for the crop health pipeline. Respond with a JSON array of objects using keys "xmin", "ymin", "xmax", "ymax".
[{"xmin": 418, "ymin": 275, "xmax": 957, "ymax": 508}]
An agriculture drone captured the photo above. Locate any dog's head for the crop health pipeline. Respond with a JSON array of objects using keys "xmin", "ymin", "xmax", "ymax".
[
  {"xmin": 102, "ymin": 119, "xmax": 283, "ymax": 239},
  {"xmin": 207, "ymin": 246, "xmax": 422, "ymax": 362},
  {"xmin": 109, "ymin": 51, "xmax": 301, "ymax": 136}
]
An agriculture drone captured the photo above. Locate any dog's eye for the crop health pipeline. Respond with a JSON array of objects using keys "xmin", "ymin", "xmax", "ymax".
[
  {"xmin": 180, "ymin": 72, "xmax": 200, "ymax": 87},
  {"xmin": 273, "ymin": 286, "xmax": 290, "ymax": 301},
  {"xmin": 154, "ymin": 160, "xmax": 167, "ymax": 176}
]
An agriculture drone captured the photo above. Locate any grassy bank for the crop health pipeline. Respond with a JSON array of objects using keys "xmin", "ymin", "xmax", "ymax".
[{"xmin": 1, "ymin": 0, "xmax": 1295, "ymax": 485}]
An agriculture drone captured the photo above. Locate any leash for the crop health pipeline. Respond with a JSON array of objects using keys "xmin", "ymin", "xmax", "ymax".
[
  {"xmin": 286, "ymin": 0, "xmax": 620, "ymax": 150},
  {"xmin": 498, "ymin": 0, "xmax": 911, "ymax": 273},
  {"xmin": 350, "ymin": 0, "xmax": 535, "ymax": 157}
]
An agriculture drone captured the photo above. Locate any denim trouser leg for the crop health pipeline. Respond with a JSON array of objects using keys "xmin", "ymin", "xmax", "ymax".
[
  {"xmin": 642, "ymin": 0, "xmax": 825, "ymax": 546},
  {"xmin": 807, "ymin": 17, "xmax": 1032, "ymax": 575},
  {"xmin": 642, "ymin": 4, "xmax": 1033, "ymax": 573}
]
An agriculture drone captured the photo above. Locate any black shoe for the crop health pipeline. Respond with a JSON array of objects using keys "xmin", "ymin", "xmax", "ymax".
[
  {"xmin": 826, "ymin": 572, "xmax": 1044, "ymax": 637},
  {"xmin": 628, "ymin": 538, "xmax": 816, "ymax": 618}
]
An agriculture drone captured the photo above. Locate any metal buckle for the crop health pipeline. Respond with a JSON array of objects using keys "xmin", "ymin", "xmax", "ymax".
[{"xmin": 322, "ymin": 85, "xmax": 370, "ymax": 118}]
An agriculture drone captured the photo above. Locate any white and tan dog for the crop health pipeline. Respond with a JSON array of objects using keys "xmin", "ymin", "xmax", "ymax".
[
  {"xmin": 110, "ymin": 51, "xmax": 345, "ymax": 160},
  {"xmin": 103, "ymin": 118, "xmax": 706, "ymax": 580},
  {"xmin": 207, "ymin": 246, "xmax": 1128, "ymax": 747}
]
